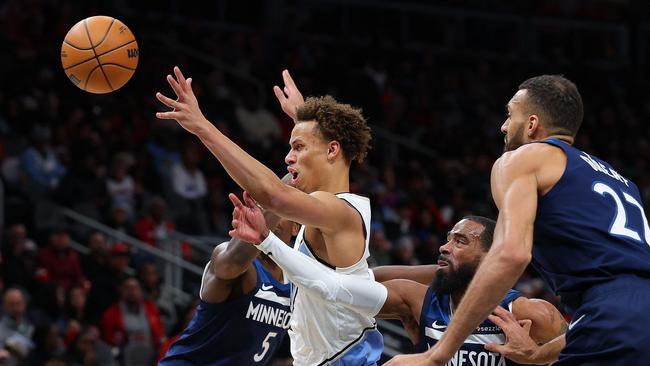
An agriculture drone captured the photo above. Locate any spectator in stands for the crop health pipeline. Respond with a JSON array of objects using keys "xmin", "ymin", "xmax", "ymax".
[
  {"xmin": 135, "ymin": 197, "xmax": 177, "ymax": 247},
  {"xmin": 170, "ymin": 143, "xmax": 208, "ymax": 234},
  {"xmin": 0, "ymin": 289, "xmax": 34, "ymax": 345},
  {"xmin": 2, "ymin": 224, "xmax": 38, "ymax": 291},
  {"xmin": 368, "ymin": 224, "xmax": 392, "ymax": 267},
  {"xmin": 60, "ymin": 286, "xmax": 89, "ymax": 336},
  {"xmin": 106, "ymin": 202, "xmax": 135, "ymax": 238},
  {"xmin": 55, "ymin": 151, "xmax": 108, "ymax": 221},
  {"xmin": 138, "ymin": 263, "xmax": 177, "ymax": 336},
  {"xmin": 19, "ymin": 125, "xmax": 65, "ymax": 192},
  {"xmin": 100, "ymin": 277, "xmax": 164, "ymax": 365},
  {"xmin": 234, "ymin": 87, "xmax": 282, "ymax": 150},
  {"xmin": 26, "ymin": 324, "xmax": 65, "ymax": 366},
  {"xmin": 65, "ymin": 326, "xmax": 116, "ymax": 366},
  {"xmin": 37, "ymin": 228, "xmax": 87, "ymax": 292},
  {"xmin": 80, "ymin": 231, "xmax": 108, "ymax": 282},
  {"xmin": 85, "ymin": 242, "xmax": 131, "ymax": 324},
  {"xmin": 106, "ymin": 153, "xmax": 135, "ymax": 219},
  {"xmin": 391, "ymin": 236, "xmax": 421, "ymax": 265}
]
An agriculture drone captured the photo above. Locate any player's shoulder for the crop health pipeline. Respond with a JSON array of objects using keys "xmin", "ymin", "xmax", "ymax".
[{"xmin": 495, "ymin": 143, "xmax": 558, "ymax": 173}]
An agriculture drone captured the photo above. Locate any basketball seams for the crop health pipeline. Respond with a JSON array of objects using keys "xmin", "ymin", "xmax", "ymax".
[
  {"xmin": 83, "ymin": 63, "xmax": 103, "ymax": 90},
  {"xmin": 83, "ymin": 19, "xmax": 114, "ymax": 91},
  {"xmin": 93, "ymin": 18, "xmax": 116, "ymax": 49},
  {"xmin": 63, "ymin": 40, "xmax": 137, "ymax": 71},
  {"xmin": 100, "ymin": 63, "xmax": 137, "ymax": 71},
  {"xmin": 63, "ymin": 39, "xmax": 93, "ymax": 51}
]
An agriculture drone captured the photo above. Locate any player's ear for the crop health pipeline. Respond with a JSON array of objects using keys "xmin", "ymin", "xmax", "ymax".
[
  {"xmin": 527, "ymin": 114, "xmax": 540, "ymax": 137},
  {"xmin": 327, "ymin": 141, "xmax": 342, "ymax": 162}
]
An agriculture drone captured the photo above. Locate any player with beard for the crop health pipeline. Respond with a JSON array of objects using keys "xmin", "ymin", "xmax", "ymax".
[
  {"xmin": 387, "ymin": 75, "xmax": 650, "ymax": 366},
  {"xmin": 227, "ymin": 195, "xmax": 566, "ymax": 366}
]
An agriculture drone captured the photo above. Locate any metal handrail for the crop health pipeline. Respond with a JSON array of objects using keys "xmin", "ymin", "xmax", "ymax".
[
  {"xmin": 60, "ymin": 208, "xmax": 204, "ymax": 276},
  {"xmin": 68, "ymin": 239, "xmax": 193, "ymax": 304}
]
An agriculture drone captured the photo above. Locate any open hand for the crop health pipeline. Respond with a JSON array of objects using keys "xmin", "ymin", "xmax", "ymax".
[
  {"xmin": 228, "ymin": 191, "xmax": 269, "ymax": 244},
  {"xmin": 273, "ymin": 69, "xmax": 304, "ymax": 122},
  {"xmin": 485, "ymin": 306, "xmax": 540, "ymax": 364},
  {"xmin": 156, "ymin": 66, "xmax": 209, "ymax": 135}
]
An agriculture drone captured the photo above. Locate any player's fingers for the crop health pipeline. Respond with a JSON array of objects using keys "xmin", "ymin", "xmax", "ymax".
[
  {"xmin": 228, "ymin": 193, "xmax": 245, "ymax": 209},
  {"xmin": 243, "ymin": 191, "xmax": 257, "ymax": 208},
  {"xmin": 273, "ymin": 85, "xmax": 287, "ymax": 103},
  {"xmin": 156, "ymin": 111, "xmax": 181, "ymax": 120},
  {"xmin": 166, "ymin": 74, "xmax": 183, "ymax": 97},
  {"xmin": 284, "ymin": 86, "xmax": 290, "ymax": 96},
  {"xmin": 519, "ymin": 319, "xmax": 532, "ymax": 333},
  {"xmin": 283, "ymin": 69, "xmax": 298, "ymax": 91},
  {"xmin": 156, "ymin": 92, "xmax": 182, "ymax": 110},
  {"xmin": 487, "ymin": 314, "xmax": 511, "ymax": 331},
  {"xmin": 174, "ymin": 66, "xmax": 188, "ymax": 91},
  {"xmin": 493, "ymin": 306, "xmax": 517, "ymax": 322},
  {"xmin": 484, "ymin": 343, "xmax": 506, "ymax": 354}
]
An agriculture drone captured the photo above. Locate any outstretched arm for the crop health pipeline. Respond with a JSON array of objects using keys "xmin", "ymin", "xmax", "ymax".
[
  {"xmin": 373, "ymin": 265, "xmax": 438, "ymax": 285},
  {"xmin": 386, "ymin": 150, "xmax": 538, "ymax": 366},
  {"xmin": 156, "ymin": 67, "xmax": 354, "ymax": 234},
  {"xmin": 229, "ymin": 192, "xmax": 388, "ymax": 316}
]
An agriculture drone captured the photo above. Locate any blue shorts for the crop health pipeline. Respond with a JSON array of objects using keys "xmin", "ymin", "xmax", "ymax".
[
  {"xmin": 328, "ymin": 329, "xmax": 383, "ymax": 366},
  {"xmin": 556, "ymin": 275, "xmax": 650, "ymax": 365}
]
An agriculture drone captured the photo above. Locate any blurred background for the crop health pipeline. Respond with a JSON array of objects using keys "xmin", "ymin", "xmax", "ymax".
[{"xmin": 2, "ymin": 0, "xmax": 650, "ymax": 365}]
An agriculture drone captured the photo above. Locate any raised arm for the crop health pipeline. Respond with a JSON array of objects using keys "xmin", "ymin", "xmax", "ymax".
[
  {"xmin": 155, "ymin": 67, "xmax": 354, "ymax": 234},
  {"xmin": 386, "ymin": 147, "xmax": 539, "ymax": 366},
  {"xmin": 373, "ymin": 265, "xmax": 438, "ymax": 285}
]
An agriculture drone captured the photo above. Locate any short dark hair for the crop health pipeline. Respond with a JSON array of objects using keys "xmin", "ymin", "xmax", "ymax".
[
  {"xmin": 518, "ymin": 75, "xmax": 584, "ymax": 137},
  {"xmin": 463, "ymin": 215, "xmax": 496, "ymax": 251},
  {"xmin": 296, "ymin": 96, "xmax": 372, "ymax": 163}
]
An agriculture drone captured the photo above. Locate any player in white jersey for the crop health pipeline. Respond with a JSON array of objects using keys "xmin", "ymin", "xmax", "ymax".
[{"xmin": 156, "ymin": 68, "xmax": 385, "ymax": 365}]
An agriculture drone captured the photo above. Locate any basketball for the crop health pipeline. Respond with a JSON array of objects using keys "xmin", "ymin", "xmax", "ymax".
[{"xmin": 61, "ymin": 16, "xmax": 138, "ymax": 94}]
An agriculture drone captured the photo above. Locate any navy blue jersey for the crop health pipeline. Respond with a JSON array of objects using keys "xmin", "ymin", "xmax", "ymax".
[
  {"xmin": 416, "ymin": 288, "xmax": 522, "ymax": 366},
  {"xmin": 159, "ymin": 259, "xmax": 291, "ymax": 366},
  {"xmin": 533, "ymin": 139, "xmax": 650, "ymax": 310}
]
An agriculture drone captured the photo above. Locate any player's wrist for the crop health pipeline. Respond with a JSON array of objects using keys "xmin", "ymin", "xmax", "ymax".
[
  {"xmin": 255, "ymin": 229, "xmax": 275, "ymax": 253},
  {"xmin": 257, "ymin": 228, "xmax": 271, "ymax": 245}
]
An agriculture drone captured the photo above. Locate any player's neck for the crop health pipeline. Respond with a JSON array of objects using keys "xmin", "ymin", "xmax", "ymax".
[
  {"xmin": 532, "ymin": 134, "xmax": 574, "ymax": 145},
  {"xmin": 314, "ymin": 167, "xmax": 350, "ymax": 193},
  {"xmin": 449, "ymin": 290, "xmax": 466, "ymax": 312}
]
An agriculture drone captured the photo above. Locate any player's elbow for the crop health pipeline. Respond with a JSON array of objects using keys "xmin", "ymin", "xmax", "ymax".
[
  {"xmin": 496, "ymin": 244, "xmax": 531, "ymax": 270},
  {"xmin": 210, "ymin": 246, "xmax": 244, "ymax": 279}
]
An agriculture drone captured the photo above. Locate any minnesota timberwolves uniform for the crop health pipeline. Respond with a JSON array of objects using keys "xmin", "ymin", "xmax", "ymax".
[
  {"xmin": 159, "ymin": 257, "xmax": 291, "ymax": 365},
  {"xmin": 534, "ymin": 138, "xmax": 650, "ymax": 364},
  {"xmin": 290, "ymin": 193, "xmax": 383, "ymax": 366},
  {"xmin": 417, "ymin": 288, "xmax": 522, "ymax": 366}
]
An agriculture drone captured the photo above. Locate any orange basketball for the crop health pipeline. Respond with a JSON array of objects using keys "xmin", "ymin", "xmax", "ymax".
[{"xmin": 61, "ymin": 16, "xmax": 139, "ymax": 94}]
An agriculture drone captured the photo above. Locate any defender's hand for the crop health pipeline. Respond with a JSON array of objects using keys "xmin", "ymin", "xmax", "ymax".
[
  {"xmin": 485, "ymin": 306, "xmax": 541, "ymax": 364},
  {"xmin": 384, "ymin": 352, "xmax": 445, "ymax": 366},
  {"xmin": 156, "ymin": 66, "xmax": 210, "ymax": 135},
  {"xmin": 228, "ymin": 192, "xmax": 270, "ymax": 245},
  {"xmin": 273, "ymin": 69, "xmax": 304, "ymax": 122}
]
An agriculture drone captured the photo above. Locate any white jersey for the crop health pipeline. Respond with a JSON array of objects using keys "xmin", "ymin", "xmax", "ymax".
[{"xmin": 288, "ymin": 193, "xmax": 378, "ymax": 365}]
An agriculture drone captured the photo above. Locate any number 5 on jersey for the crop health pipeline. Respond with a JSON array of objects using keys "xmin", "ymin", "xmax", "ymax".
[
  {"xmin": 593, "ymin": 182, "xmax": 650, "ymax": 245},
  {"xmin": 254, "ymin": 331, "xmax": 278, "ymax": 362}
]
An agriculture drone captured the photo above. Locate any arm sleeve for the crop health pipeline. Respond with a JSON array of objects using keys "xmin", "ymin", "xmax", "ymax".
[{"xmin": 256, "ymin": 232, "xmax": 388, "ymax": 317}]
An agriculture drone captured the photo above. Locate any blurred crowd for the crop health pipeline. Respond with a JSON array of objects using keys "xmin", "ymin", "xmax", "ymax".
[{"xmin": 1, "ymin": 0, "xmax": 650, "ymax": 365}]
